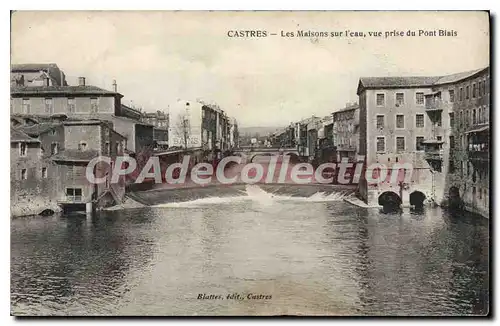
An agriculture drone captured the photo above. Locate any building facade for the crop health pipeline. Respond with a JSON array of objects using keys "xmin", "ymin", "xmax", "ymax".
[
  {"xmin": 356, "ymin": 67, "xmax": 490, "ymax": 216},
  {"xmin": 51, "ymin": 120, "xmax": 127, "ymax": 212},
  {"xmin": 332, "ymin": 103, "xmax": 359, "ymax": 162},
  {"xmin": 447, "ymin": 68, "xmax": 490, "ymax": 217},
  {"xmin": 11, "ymin": 63, "xmax": 68, "ymax": 87},
  {"xmin": 10, "ymin": 128, "xmax": 59, "ymax": 217}
]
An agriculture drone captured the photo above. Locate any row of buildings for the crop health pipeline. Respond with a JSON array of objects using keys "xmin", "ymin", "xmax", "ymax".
[
  {"xmin": 267, "ymin": 102, "xmax": 359, "ymax": 164},
  {"xmin": 268, "ymin": 67, "xmax": 490, "ymax": 218},
  {"xmin": 10, "ymin": 63, "xmax": 239, "ymax": 217}
]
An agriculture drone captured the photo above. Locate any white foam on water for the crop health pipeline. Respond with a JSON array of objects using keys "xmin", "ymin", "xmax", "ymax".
[
  {"xmin": 153, "ymin": 185, "xmax": 353, "ymax": 208},
  {"xmin": 153, "ymin": 195, "xmax": 248, "ymax": 208}
]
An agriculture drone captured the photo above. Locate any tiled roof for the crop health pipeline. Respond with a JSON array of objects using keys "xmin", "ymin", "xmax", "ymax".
[
  {"xmin": 17, "ymin": 122, "xmax": 62, "ymax": 137},
  {"xmin": 51, "ymin": 149, "xmax": 100, "ymax": 162},
  {"xmin": 334, "ymin": 104, "xmax": 359, "ymax": 114},
  {"xmin": 298, "ymin": 116, "xmax": 321, "ymax": 125},
  {"xmin": 11, "ymin": 85, "xmax": 122, "ymax": 97},
  {"xmin": 11, "ymin": 63, "xmax": 59, "ymax": 72},
  {"xmin": 11, "ymin": 128, "xmax": 39, "ymax": 142},
  {"xmin": 63, "ymin": 119, "xmax": 108, "ymax": 126},
  {"xmin": 357, "ymin": 67, "xmax": 489, "ymax": 93},
  {"xmin": 359, "ymin": 76, "xmax": 440, "ymax": 89},
  {"xmin": 121, "ymin": 104, "xmax": 143, "ymax": 115},
  {"xmin": 434, "ymin": 68, "xmax": 487, "ymax": 85},
  {"xmin": 111, "ymin": 115, "xmax": 153, "ymax": 126}
]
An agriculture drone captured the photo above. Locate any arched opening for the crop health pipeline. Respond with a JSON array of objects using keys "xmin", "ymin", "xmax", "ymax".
[
  {"xmin": 250, "ymin": 153, "xmax": 273, "ymax": 163},
  {"xmin": 448, "ymin": 186, "xmax": 463, "ymax": 210},
  {"xmin": 449, "ymin": 186, "xmax": 460, "ymax": 198},
  {"xmin": 285, "ymin": 153, "xmax": 300, "ymax": 164},
  {"xmin": 409, "ymin": 191, "xmax": 426, "ymax": 209},
  {"xmin": 39, "ymin": 209, "xmax": 55, "ymax": 216},
  {"xmin": 378, "ymin": 191, "xmax": 402, "ymax": 211}
]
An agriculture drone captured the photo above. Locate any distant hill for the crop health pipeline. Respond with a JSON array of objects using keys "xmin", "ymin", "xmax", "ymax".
[{"xmin": 238, "ymin": 126, "xmax": 284, "ymax": 137}]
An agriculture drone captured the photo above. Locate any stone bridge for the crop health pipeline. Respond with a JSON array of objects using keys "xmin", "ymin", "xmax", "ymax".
[{"xmin": 232, "ymin": 147, "xmax": 299, "ymax": 163}]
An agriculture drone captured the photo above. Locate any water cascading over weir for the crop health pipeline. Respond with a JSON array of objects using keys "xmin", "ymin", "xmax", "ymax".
[{"xmin": 125, "ymin": 184, "xmax": 356, "ymax": 207}]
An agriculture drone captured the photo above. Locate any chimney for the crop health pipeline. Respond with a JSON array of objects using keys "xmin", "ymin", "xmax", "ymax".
[
  {"xmin": 112, "ymin": 79, "xmax": 117, "ymax": 92},
  {"xmin": 78, "ymin": 77, "xmax": 86, "ymax": 86}
]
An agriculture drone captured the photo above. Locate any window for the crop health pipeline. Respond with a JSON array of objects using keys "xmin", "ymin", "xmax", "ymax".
[
  {"xmin": 396, "ymin": 93, "xmax": 404, "ymax": 105},
  {"xmin": 115, "ymin": 142, "xmax": 119, "ymax": 154},
  {"xmin": 21, "ymin": 169, "xmax": 27, "ymax": 180},
  {"xmin": 449, "ymin": 160, "xmax": 455, "ymax": 173},
  {"xmin": 90, "ymin": 98, "xmax": 98, "ymax": 113},
  {"xmin": 376, "ymin": 115, "xmax": 384, "ymax": 129},
  {"xmin": 22, "ymin": 99, "xmax": 30, "ymax": 114},
  {"xmin": 396, "ymin": 114, "xmax": 405, "ymax": 129},
  {"xmin": 416, "ymin": 114, "xmax": 424, "ymax": 128},
  {"xmin": 450, "ymin": 136, "xmax": 455, "ymax": 149},
  {"xmin": 437, "ymin": 136, "xmax": 442, "ymax": 142},
  {"xmin": 479, "ymin": 82, "xmax": 483, "ymax": 97},
  {"xmin": 67, "ymin": 98, "xmax": 76, "ymax": 113},
  {"xmin": 449, "ymin": 113, "xmax": 455, "ymax": 128},
  {"xmin": 41, "ymin": 167, "xmax": 47, "ymax": 178},
  {"xmin": 376, "ymin": 93, "xmax": 385, "ymax": 106},
  {"xmin": 51, "ymin": 142, "xmax": 59, "ymax": 155},
  {"xmin": 105, "ymin": 141, "xmax": 110, "ymax": 154},
  {"xmin": 473, "ymin": 108, "xmax": 477, "ymax": 125},
  {"xmin": 449, "ymin": 89, "xmax": 455, "ymax": 103},
  {"xmin": 376, "ymin": 137, "xmax": 385, "ymax": 152},
  {"xmin": 66, "ymin": 188, "xmax": 82, "ymax": 202},
  {"xmin": 78, "ymin": 142, "xmax": 87, "ymax": 151},
  {"xmin": 466, "ymin": 85, "xmax": 470, "ymax": 99},
  {"xmin": 416, "ymin": 136, "xmax": 425, "ymax": 151},
  {"xmin": 45, "ymin": 98, "xmax": 53, "ymax": 114},
  {"xmin": 416, "ymin": 92, "xmax": 424, "ymax": 105},
  {"xmin": 459, "ymin": 87, "xmax": 463, "ymax": 101},
  {"xmin": 19, "ymin": 143, "xmax": 27, "ymax": 156},
  {"xmin": 396, "ymin": 137, "xmax": 405, "ymax": 152},
  {"xmin": 437, "ymin": 114, "xmax": 442, "ymax": 127},
  {"xmin": 473, "ymin": 83, "xmax": 477, "ymax": 98}
]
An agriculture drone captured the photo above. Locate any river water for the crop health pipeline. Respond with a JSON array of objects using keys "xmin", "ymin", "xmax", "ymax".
[{"xmin": 11, "ymin": 185, "xmax": 489, "ymax": 316}]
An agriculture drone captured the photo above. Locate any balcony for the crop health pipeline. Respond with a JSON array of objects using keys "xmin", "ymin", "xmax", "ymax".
[
  {"xmin": 425, "ymin": 98, "xmax": 450, "ymax": 112},
  {"xmin": 336, "ymin": 145, "xmax": 356, "ymax": 152},
  {"xmin": 466, "ymin": 124, "xmax": 489, "ymax": 135},
  {"xmin": 468, "ymin": 149, "xmax": 489, "ymax": 163},
  {"xmin": 424, "ymin": 150, "xmax": 443, "ymax": 161},
  {"xmin": 423, "ymin": 139, "xmax": 444, "ymax": 161}
]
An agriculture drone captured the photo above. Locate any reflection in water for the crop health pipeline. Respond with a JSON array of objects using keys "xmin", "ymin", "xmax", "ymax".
[{"xmin": 11, "ymin": 186, "xmax": 489, "ymax": 316}]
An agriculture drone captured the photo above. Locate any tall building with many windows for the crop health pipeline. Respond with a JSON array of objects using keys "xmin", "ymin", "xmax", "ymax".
[
  {"xmin": 356, "ymin": 67, "xmax": 489, "ymax": 215},
  {"xmin": 448, "ymin": 67, "xmax": 490, "ymax": 217}
]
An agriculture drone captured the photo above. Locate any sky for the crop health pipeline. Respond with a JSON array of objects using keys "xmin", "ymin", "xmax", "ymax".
[{"xmin": 11, "ymin": 11, "xmax": 489, "ymax": 127}]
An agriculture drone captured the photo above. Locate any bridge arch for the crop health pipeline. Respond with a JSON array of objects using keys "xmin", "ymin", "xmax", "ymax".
[
  {"xmin": 378, "ymin": 191, "xmax": 402, "ymax": 209},
  {"xmin": 449, "ymin": 186, "xmax": 460, "ymax": 198},
  {"xmin": 250, "ymin": 152, "xmax": 277, "ymax": 163},
  {"xmin": 409, "ymin": 191, "xmax": 426, "ymax": 208},
  {"xmin": 284, "ymin": 152, "xmax": 300, "ymax": 163}
]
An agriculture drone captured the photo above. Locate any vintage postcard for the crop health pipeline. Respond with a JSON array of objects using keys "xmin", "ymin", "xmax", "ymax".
[{"xmin": 10, "ymin": 11, "xmax": 490, "ymax": 316}]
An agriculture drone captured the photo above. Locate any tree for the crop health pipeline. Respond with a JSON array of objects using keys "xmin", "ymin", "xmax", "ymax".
[{"xmin": 172, "ymin": 111, "xmax": 190, "ymax": 149}]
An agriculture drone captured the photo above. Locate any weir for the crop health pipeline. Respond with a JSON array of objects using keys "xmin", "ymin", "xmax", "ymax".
[{"xmin": 126, "ymin": 184, "xmax": 356, "ymax": 207}]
